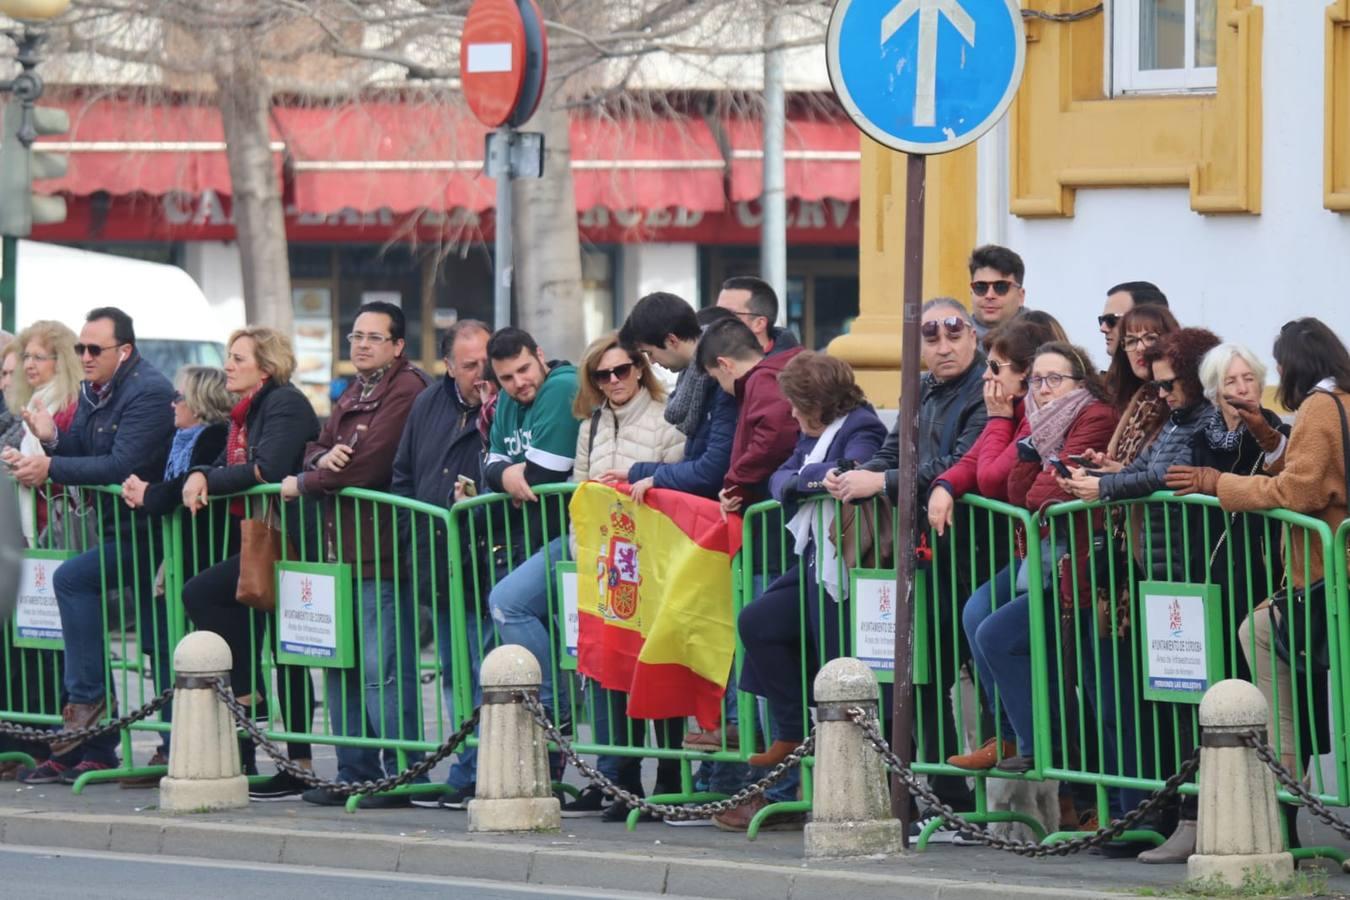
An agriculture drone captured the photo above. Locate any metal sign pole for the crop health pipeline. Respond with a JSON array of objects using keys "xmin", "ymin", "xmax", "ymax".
[
  {"xmin": 888, "ymin": 152, "xmax": 925, "ymax": 839},
  {"xmin": 492, "ymin": 128, "xmax": 513, "ymax": 329},
  {"xmin": 1, "ymin": 236, "xmax": 16, "ymax": 334}
]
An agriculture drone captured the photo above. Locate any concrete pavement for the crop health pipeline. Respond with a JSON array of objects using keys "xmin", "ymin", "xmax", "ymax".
[{"xmin": 2, "ymin": 779, "xmax": 1347, "ymax": 899}]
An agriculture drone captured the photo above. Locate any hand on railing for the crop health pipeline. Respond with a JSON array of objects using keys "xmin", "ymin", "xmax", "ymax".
[
  {"xmin": 1058, "ymin": 468, "xmax": 1101, "ymax": 502},
  {"xmin": 1163, "ymin": 465, "xmax": 1221, "ymax": 497},
  {"xmin": 927, "ymin": 485, "xmax": 955, "ymax": 536},
  {"xmin": 824, "ymin": 467, "xmax": 885, "ymax": 503},
  {"xmin": 122, "ymin": 474, "xmax": 148, "ymax": 508},
  {"xmin": 182, "ymin": 471, "xmax": 211, "ymax": 513},
  {"xmin": 1, "ymin": 448, "xmax": 50, "ymax": 487},
  {"xmin": 500, "ymin": 463, "xmax": 537, "ymax": 505}
]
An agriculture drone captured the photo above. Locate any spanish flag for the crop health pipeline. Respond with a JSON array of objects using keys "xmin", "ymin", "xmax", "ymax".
[{"xmin": 571, "ymin": 482, "xmax": 741, "ymax": 729}]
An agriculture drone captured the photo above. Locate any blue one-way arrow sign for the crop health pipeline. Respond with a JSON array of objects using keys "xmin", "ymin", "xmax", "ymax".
[{"xmin": 827, "ymin": 0, "xmax": 1025, "ymax": 155}]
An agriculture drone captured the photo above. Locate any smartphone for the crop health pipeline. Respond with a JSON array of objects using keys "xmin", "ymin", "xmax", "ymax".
[
  {"xmin": 1048, "ymin": 456, "xmax": 1073, "ymax": 478},
  {"xmin": 456, "ymin": 474, "xmax": 478, "ymax": 498},
  {"xmin": 1066, "ymin": 454, "xmax": 1094, "ymax": 467}
]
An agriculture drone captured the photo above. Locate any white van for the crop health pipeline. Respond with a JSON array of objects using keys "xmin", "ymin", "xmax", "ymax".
[{"xmin": 13, "ymin": 240, "xmax": 225, "ymax": 375}]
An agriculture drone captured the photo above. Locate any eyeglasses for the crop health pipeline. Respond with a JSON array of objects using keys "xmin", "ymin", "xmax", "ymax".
[
  {"xmin": 731, "ymin": 310, "xmax": 767, "ymax": 322},
  {"xmin": 971, "ymin": 279, "xmax": 1020, "ymax": 297},
  {"xmin": 346, "ymin": 332, "xmax": 393, "ymax": 346},
  {"xmin": 73, "ymin": 342, "xmax": 125, "ymax": 358},
  {"xmin": 987, "ymin": 359, "xmax": 1024, "ymax": 377},
  {"xmin": 1028, "ymin": 373, "xmax": 1083, "ymax": 391},
  {"xmin": 172, "ymin": 391, "xmax": 186, "ymax": 404},
  {"xmin": 1097, "ymin": 314, "xmax": 1122, "ymax": 329},
  {"xmin": 21, "ymin": 352, "xmax": 55, "ymax": 363},
  {"xmin": 1122, "ymin": 333, "xmax": 1160, "ymax": 352},
  {"xmin": 920, "ymin": 317, "xmax": 970, "ymax": 342},
  {"xmin": 1152, "ymin": 378, "xmax": 1177, "ymax": 393},
  {"xmin": 592, "ymin": 362, "xmax": 635, "ymax": 384}
]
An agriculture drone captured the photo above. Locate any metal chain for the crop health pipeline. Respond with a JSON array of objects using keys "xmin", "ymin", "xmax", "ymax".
[
  {"xmin": 212, "ymin": 679, "xmax": 480, "ymax": 797},
  {"xmin": 0, "ymin": 689, "xmax": 173, "ymax": 745},
  {"xmin": 1023, "ymin": 4, "xmax": 1104, "ymax": 23},
  {"xmin": 847, "ymin": 707, "xmax": 1200, "ymax": 857},
  {"xmin": 1242, "ymin": 731, "xmax": 1350, "ymax": 842},
  {"xmin": 520, "ymin": 692, "xmax": 811, "ymax": 821}
]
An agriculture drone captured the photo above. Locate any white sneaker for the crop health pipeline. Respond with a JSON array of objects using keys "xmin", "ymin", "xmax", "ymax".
[{"xmin": 909, "ymin": 814, "xmax": 960, "ymax": 844}]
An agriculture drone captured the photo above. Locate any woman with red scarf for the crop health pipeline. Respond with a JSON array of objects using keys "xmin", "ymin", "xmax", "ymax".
[{"xmin": 177, "ymin": 327, "xmax": 320, "ymax": 801}]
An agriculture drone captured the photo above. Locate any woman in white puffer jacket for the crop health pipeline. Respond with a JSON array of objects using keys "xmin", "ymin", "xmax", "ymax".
[{"xmin": 562, "ymin": 332, "xmax": 686, "ymax": 821}]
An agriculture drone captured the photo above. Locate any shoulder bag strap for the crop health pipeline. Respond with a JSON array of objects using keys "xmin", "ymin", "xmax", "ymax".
[{"xmin": 586, "ymin": 409, "xmax": 603, "ymax": 472}]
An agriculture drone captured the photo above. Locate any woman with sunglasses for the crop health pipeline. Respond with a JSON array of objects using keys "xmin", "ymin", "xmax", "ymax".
[
  {"xmin": 116, "ymin": 365, "xmax": 232, "ymax": 783},
  {"xmin": 963, "ymin": 344, "xmax": 1116, "ymax": 781},
  {"xmin": 1059, "ymin": 327, "xmax": 1220, "ymax": 861},
  {"xmin": 561, "ymin": 332, "xmax": 685, "ymax": 822}
]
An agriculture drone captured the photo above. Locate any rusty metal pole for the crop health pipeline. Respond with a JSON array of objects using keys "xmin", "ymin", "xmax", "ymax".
[{"xmin": 888, "ymin": 152, "xmax": 925, "ymax": 840}]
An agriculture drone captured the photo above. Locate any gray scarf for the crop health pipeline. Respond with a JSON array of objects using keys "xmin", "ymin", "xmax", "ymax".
[{"xmin": 664, "ymin": 366, "xmax": 712, "ymax": 437}]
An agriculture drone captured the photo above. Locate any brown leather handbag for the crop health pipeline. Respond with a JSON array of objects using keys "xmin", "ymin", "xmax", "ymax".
[{"xmin": 236, "ymin": 498, "xmax": 290, "ymax": 612}]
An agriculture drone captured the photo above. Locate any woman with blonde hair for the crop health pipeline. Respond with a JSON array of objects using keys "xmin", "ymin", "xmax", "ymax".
[
  {"xmin": 561, "ymin": 332, "xmax": 686, "ymax": 821},
  {"xmin": 10, "ymin": 320, "xmax": 82, "ymax": 544}
]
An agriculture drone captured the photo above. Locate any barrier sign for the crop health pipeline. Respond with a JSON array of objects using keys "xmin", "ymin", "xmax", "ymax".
[
  {"xmin": 1139, "ymin": 581, "xmax": 1221, "ymax": 703},
  {"xmin": 556, "ymin": 561, "xmax": 579, "ymax": 670},
  {"xmin": 13, "ymin": 550, "xmax": 70, "ymax": 649},
  {"xmin": 852, "ymin": 568, "xmax": 929, "ymax": 684},
  {"xmin": 275, "ymin": 561, "xmax": 353, "ymax": 668}
]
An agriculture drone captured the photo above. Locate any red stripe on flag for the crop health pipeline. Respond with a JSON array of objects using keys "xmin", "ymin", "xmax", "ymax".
[
  {"xmin": 577, "ymin": 611, "xmax": 644, "ymax": 690},
  {"xmin": 642, "ymin": 487, "xmax": 743, "ymax": 557},
  {"xmin": 625, "ymin": 660, "xmax": 727, "ymax": 731}
]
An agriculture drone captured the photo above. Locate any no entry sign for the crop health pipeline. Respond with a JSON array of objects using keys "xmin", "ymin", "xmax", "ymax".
[{"xmin": 460, "ymin": 0, "xmax": 548, "ymax": 128}]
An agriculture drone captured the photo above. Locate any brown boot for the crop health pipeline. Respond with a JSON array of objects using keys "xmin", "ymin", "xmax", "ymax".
[
  {"xmin": 711, "ymin": 794, "xmax": 806, "ymax": 832},
  {"xmin": 682, "ymin": 726, "xmax": 739, "ymax": 752},
  {"xmin": 51, "ymin": 698, "xmax": 107, "ymax": 757},
  {"xmin": 1137, "ymin": 819, "xmax": 1196, "ymax": 864},
  {"xmin": 748, "ymin": 739, "xmax": 799, "ymax": 768},
  {"xmin": 946, "ymin": 737, "xmax": 1017, "ymax": 770},
  {"xmin": 119, "ymin": 750, "xmax": 168, "ymax": 789},
  {"xmin": 1058, "ymin": 793, "xmax": 1079, "ymax": 831}
]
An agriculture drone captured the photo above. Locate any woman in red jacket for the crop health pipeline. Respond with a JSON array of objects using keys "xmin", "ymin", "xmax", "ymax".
[{"xmin": 959, "ymin": 343, "xmax": 1118, "ymax": 774}]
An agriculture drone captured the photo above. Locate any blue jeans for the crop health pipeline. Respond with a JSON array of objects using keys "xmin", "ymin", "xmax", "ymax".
[
  {"xmin": 326, "ymin": 580, "xmax": 425, "ymax": 783},
  {"xmin": 487, "ymin": 537, "xmax": 564, "ymax": 713},
  {"xmin": 53, "ymin": 534, "xmax": 164, "ymax": 765},
  {"xmin": 962, "ymin": 562, "xmax": 1023, "ymax": 747}
]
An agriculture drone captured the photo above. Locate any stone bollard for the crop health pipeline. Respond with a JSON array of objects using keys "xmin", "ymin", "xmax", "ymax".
[
  {"xmin": 159, "ymin": 631, "xmax": 249, "ymax": 812},
  {"xmin": 1187, "ymin": 679, "xmax": 1294, "ymax": 887},
  {"xmin": 467, "ymin": 645, "xmax": 561, "ymax": 833},
  {"xmin": 804, "ymin": 657, "xmax": 904, "ymax": 858}
]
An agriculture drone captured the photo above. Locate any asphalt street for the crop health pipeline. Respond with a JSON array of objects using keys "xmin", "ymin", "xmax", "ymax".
[{"xmin": 0, "ymin": 846, "xmax": 700, "ymax": 900}]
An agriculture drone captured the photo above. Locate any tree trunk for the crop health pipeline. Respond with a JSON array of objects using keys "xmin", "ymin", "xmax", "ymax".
[
  {"xmin": 214, "ymin": 31, "xmax": 292, "ymax": 333},
  {"xmin": 511, "ymin": 73, "xmax": 583, "ymax": 357}
]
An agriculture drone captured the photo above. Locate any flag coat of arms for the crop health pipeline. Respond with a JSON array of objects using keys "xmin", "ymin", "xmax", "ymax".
[{"xmin": 570, "ymin": 482, "xmax": 741, "ymax": 728}]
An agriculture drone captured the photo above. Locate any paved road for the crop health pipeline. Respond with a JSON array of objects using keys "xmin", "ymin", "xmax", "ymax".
[{"xmin": 0, "ymin": 847, "xmax": 699, "ymax": 900}]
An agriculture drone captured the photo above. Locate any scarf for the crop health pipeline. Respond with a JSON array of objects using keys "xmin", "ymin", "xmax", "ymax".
[
  {"xmin": 357, "ymin": 363, "xmax": 392, "ymax": 401},
  {"xmin": 1112, "ymin": 387, "xmax": 1169, "ymax": 467},
  {"xmin": 785, "ymin": 415, "xmax": 848, "ymax": 602},
  {"xmin": 165, "ymin": 424, "xmax": 206, "ymax": 480},
  {"xmin": 1026, "ymin": 387, "xmax": 1094, "ymax": 463},
  {"xmin": 664, "ymin": 365, "xmax": 712, "ymax": 437},
  {"xmin": 1201, "ymin": 405, "xmax": 1244, "ymax": 453},
  {"xmin": 226, "ymin": 388, "xmax": 257, "ymax": 467}
]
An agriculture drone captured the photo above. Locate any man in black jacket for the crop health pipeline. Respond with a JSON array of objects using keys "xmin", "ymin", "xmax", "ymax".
[
  {"xmin": 6, "ymin": 307, "xmax": 175, "ymax": 784},
  {"xmin": 389, "ymin": 319, "xmax": 492, "ymax": 809},
  {"xmin": 825, "ymin": 297, "xmax": 989, "ymax": 840}
]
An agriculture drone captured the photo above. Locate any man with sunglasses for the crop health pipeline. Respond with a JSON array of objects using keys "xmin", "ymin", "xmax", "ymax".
[
  {"xmin": 826, "ymin": 297, "xmax": 989, "ymax": 836},
  {"xmin": 5, "ymin": 306, "xmax": 174, "ymax": 784},
  {"xmin": 1098, "ymin": 281, "xmax": 1169, "ymax": 359},
  {"xmin": 968, "ymin": 244, "xmax": 1027, "ymax": 339}
]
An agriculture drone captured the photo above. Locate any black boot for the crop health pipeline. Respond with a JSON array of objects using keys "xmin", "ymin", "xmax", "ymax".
[{"xmin": 1280, "ymin": 803, "xmax": 1301, "ymax": 851}]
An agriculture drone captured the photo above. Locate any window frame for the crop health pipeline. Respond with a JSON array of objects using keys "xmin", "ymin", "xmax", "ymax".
[{"xmin": 1112, "ymin": 0, "xmax": 1219, "ymax": 95}]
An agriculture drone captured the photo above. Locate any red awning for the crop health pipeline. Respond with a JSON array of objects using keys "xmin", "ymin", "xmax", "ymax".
[{"xmin": 41, "ymin": 94, "xmax": 858, "ymax": 216}]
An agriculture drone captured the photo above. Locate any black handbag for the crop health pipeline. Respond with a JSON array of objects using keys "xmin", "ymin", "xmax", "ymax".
[{"xmin": 1270, "ymin": 391, "xmax": 1350, "ymax": 675}]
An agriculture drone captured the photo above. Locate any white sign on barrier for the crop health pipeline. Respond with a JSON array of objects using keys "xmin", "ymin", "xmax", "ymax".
[
  {"xmin": 1140, "ymin": 582, "xmax": 1219, "ymax": 703},
  {"xmin": 851, "ymin": 571, "xmax": 897, "ymax": 682},
  {"xmin": 556, "ymin": 562, "xmax": 580, "ymax": 670},
  {"xmin": 275, "ymin": 562, "xmax": 352, "ymax": 668},
  {"xmin": 14, "ymin": 553, "xmax": 67, "ymax": 649}
]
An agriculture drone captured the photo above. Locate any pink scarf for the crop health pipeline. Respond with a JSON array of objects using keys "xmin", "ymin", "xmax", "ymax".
[{"xmin": 1026, "ymin": 387, "xmax": 1094, "ymax": 463}]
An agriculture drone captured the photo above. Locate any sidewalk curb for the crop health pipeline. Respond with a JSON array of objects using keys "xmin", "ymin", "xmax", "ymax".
[{"xmin": 0, "ymin": 806, "xmax": 1142, "ymax": 899}]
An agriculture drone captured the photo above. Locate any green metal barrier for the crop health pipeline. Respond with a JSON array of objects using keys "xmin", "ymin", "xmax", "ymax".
[{"xmin": 1040, "ymin": 492, "xmax": 1347, "ymax": 859}]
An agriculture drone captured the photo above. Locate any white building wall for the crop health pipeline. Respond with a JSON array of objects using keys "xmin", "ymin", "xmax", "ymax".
[
  {"xmin": 985, "ymin": 0, "xmax": 1350, "ymax": 376},
  {"xmin": 620, "ymin": 243, "xmax": 701, "ymax": 315},
  {"xmin": 181, "ymin": 242, "xmax": 247, "ymax": 337}
]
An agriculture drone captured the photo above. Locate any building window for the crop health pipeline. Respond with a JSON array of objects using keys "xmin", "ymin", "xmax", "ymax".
[{"xmin": 1113, "ymin": 0, "xmax": 1218, "ymax": 95}]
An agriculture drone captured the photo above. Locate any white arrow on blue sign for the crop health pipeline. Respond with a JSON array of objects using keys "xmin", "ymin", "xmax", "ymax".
[{"xmin": 826, "ymin": 0, "xmax": 1026, "ymax": 156}]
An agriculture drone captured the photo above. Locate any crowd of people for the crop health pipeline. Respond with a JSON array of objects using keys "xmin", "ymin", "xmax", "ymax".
[{"xmin": 1, "ymin": 246, "xmax": 1348, "ymax": 857}]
